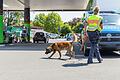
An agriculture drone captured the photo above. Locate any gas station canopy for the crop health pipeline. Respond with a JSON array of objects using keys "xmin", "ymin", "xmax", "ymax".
[{"xmin": 3, "ymin": 0, "xmax": 89, "ymax": 10}]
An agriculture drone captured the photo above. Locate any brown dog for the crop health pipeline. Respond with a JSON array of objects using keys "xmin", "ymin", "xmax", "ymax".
[{"xmin": 45, "ymin": 42, "xmax": 73, "ymax": 59}]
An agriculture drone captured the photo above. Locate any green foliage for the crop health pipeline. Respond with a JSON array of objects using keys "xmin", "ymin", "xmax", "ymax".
[
  {"xmin": 72, "ymin": 22, "xmax": 84, "ymax": 33},
  {"xmin": 68, "ymin": 18, "xmax": 81, "ymax": 28},
  {"xmin": 60, "ymin": 23, "xmax": 72, "ymax": 36},
  {"xmin": 44, "ymin": 12, "xmax": 63, "ymax": 33},
  {"xmin": 87, "ymin": 0, "xmax": 94, "ymax": 10},
  {"xmin": 32, "ymin": 12, "xmax": 63, "ymax": 33},
  {"xmin": 33, "ymin": 13, "xmax": 46, "ymax": 28},
  {"xmin": 3, "ymin": 11, "xmax": 24, "ymax": 26},
  {"xmin": 9, "ymin": 11, "xmax": 24, "ymax": 26}
]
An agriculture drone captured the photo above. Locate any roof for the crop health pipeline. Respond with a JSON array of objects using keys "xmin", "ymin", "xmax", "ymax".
[{"xmin": 3, "ymin": 0, "xmax": 89, "ymax": 10}]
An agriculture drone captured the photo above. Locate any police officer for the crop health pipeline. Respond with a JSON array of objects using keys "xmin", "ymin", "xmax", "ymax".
[{"xmin": 87, "ymin": 6, "xmax": 103, "ymax": 64}]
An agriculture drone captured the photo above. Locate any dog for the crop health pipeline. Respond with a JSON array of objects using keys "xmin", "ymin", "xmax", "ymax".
[{"xmin": 45, "ymin": 42, "xmax": 73, "ymax": 59}]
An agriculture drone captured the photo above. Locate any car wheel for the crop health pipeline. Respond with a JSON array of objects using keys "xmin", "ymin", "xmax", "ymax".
[
  {"xmin": 46, "ymin": 40, "xmax": 48, "ymax": 43},
  {"xmin": 46, "ymin": 39, "xmax": 49, "ymax": 43},
  {"xmin": 37, "ymin": 41, "xmax": 39, "ymax": 43},
  {"xmin": 33, "ymin": 40, "xmax": 35, "ymax": 43},
  {"xmin": 44, "ymin": 39, "xmax": 46, "ymax": 43}
]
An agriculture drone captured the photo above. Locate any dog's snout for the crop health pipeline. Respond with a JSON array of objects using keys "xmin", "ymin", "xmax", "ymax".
[
  {"xmin": 45, "ymin": 52, "xmax": 48, "ymax": 54},
  {"xmin": 45, "ymin": 48, "xmax": 52, "ymax": 54},
  {"xmin": 46, "ymin": 48, "xmax": 49, "ymax": 51}
]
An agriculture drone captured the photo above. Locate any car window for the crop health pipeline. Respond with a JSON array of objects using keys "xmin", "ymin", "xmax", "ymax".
[
  {"xmin": 101, "ymin": 14, "xmax": 120, "ymax": 25},
  {"xmin": 35, "ymin": 33, "xmax": 39, "ymax": 36},
  {"xmin": 39, "ymin": 32, "xmax": 44, "ymax": 36},
  {"xmin": 35, "ymin": 32, "xmax": 44, "ymax": 36}
]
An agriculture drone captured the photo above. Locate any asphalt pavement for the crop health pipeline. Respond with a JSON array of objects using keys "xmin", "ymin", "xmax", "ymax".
[
  {"xmin": 0, "ymin": 43, "xmax": 51, "ymax": 51},
  {"xmin": 0, "ymin": 39, "xmax": 120, "ymax": 80},
  {"xmin": 0, "ymin": 50, "xmax": 120, "ymax": 80}
]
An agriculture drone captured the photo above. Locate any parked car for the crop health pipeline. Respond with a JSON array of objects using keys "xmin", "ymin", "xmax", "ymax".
[
  {"xmin": 64, "ymin": 33, "xmax": 81, "ymax": 41},
  {"xmin": 85, "ymin": 11, "xmax": 120, "ymax": 55},
  {"xmin": 48, "ymin": 33, "xmax": 60, "ymax": 39},
  {"xmin": 64, "ymin": 33, "xmax": 73, "ymax": 41},
  {"xmin": 33, "ymin": 32, "xmax": 49, "ymax": 43}
]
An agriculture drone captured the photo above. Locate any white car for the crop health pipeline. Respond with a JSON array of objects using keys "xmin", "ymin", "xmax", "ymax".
[{"xmin": 48, "ymin": 33, "xmax": 60, "ymax": 39}]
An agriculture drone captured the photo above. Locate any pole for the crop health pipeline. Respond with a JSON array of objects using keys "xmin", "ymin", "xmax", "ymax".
[
  {"xmin": 0, "ymin": 0, "xmax": 3, "ymax": 43},
  {"xmin": 24, "ymin": 0, "xmax": 30, "ymax": 42}
]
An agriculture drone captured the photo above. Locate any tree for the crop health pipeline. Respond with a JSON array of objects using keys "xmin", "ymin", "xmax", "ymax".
[
  {"xmin": 45, "ymin": 12, "xmax": 63, "ymax": 33},
  {"xmin": 60, "ymin": 23, "xmax": 72, "ymax": 36},
  {"xmin": 72, "ymin": 22, "xmax": 84, "ymax": 33},
  {"xmin": 3, "ymin": 11, "xmax": 8, "ymax": 27},
  {"xmin": 9, "ymin": 11, "xmax": 24, "ymax": 26},
  {"xmin": 3, "ymin": 11, "xmax": 24, "ymax": 27},
  {"xmin": 33, "ymin": 13, "xmax": 46, "ymax": 28},
  {"xmin": 87, "ymin": 0, "xmax": 94, "ymax": 10},
  {"xmin": 68, "ymin": 18, "xmax": 81, "ymax": 28},
  {"xmin": 14, "ymin": 11, "xmax": 24, "ymax": 26}
]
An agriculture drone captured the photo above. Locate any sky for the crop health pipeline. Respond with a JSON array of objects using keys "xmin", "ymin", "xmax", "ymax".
[
  {"xmin": 30, "ymin": 11, "xmax": 85, "ymax": 22},
  {"xmin": 97, "ymin": 0, "xmax": 120, "ymax": 11}
]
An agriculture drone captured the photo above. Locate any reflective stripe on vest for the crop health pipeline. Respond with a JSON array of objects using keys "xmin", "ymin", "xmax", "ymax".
[
  {"xmin": 88, "ymin": 20, "xmax": 99, "ymax": 24},
  {"xmin": 87, "ymin": 15, "xmax": 102, "ymax": 31}
]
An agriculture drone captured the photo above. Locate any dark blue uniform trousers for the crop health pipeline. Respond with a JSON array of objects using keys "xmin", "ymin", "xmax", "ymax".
[{"xmin": 87, "ymin": 31, "xmax": 102, "ymax": 63}]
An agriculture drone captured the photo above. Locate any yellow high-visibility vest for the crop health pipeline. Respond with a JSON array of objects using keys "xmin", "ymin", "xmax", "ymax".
[{"xmin": 87, "ymin": 15, "xmax": 103, "ymax": 31}]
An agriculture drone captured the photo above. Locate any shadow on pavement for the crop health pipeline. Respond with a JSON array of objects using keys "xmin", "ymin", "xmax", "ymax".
[
  {"xmin": 41, "ymin": 57, "xmax": 68, "ymax": 61},
  {"xmin": 62, "ymin": 63, "xmax": 88, "ymax": 67}
]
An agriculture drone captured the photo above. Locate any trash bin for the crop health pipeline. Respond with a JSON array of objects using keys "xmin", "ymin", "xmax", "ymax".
[{"xmin": 73, "ymin": 42, "xmax": 85, "ymax": 59}]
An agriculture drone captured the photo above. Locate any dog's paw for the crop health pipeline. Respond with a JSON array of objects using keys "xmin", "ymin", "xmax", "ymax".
[
  {"xmin": 58, "ymin": 57, "xmax": 61, "ymax": 59},
  {"xmin": 68, "ymin": 57, "xmax": 71, "ymax": 60}
]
